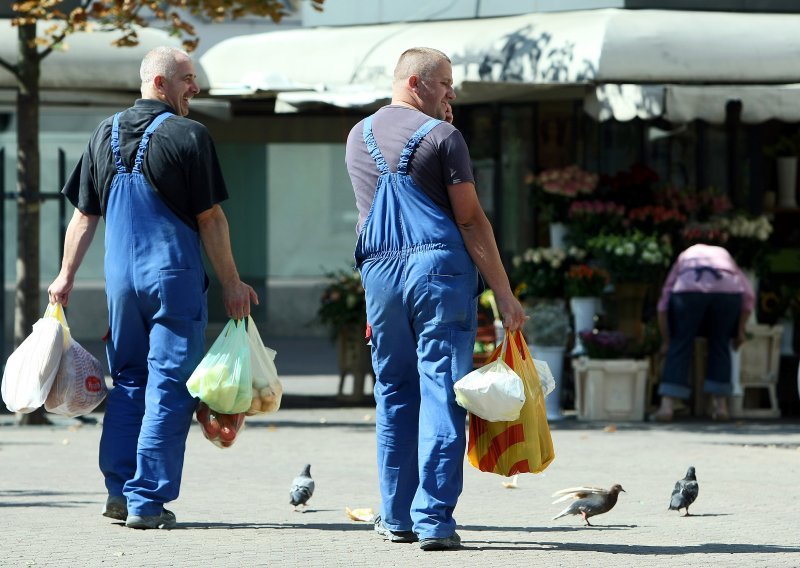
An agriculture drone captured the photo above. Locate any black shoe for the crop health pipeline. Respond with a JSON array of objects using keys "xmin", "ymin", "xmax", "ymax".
[
  {"xmin": 374, "ymin": 515, "xmax": 418, "ymax": 543},
  {"xmin": 419, "ymin": 532, "xmax": 462, "ymax": 551},
  {"xmin": 125, "ymin": 508, "xmax": 177, "ymax": 530},
  {"xmin": 102, "ymin": 495, "xmax": 127, "ymax": 521}
]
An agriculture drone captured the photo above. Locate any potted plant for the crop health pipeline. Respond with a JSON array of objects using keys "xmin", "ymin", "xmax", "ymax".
[
  {"xmin": 529, "ymin": 165, "xmax": 599, "ymax": 247},
  {"xmin": 511, "ymin": 246, "xmax": 584, "ymax": 302},
  {"xmin": 572, "ymin": 329, "xmax": 649, "ymax": 422},
  {"xmin": 524, "ymin": 301, "xmax": 571, "ymax": 421},
  {"xmin": 565, "ymin": 264, "xmax": 609, "ymax": 356},
  {"xmin": 764, "ymin": 133, "xmax": 800, "ymax": 208},
  {"xmin": 317, "ymin": 269, "xmax": 372, "ymax": 401}
]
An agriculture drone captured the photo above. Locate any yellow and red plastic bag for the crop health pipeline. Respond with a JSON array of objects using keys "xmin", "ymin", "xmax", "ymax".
[{"xmin": 466, "ymin": 330, "xmax": 555, "ymax": 476}]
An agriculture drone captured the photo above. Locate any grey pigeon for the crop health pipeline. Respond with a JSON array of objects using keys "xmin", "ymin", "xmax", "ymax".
[
  {"xmin": 552, "ymin": 484, "xmax": 626, "ymax": 526},
  {"xmin": 289, "ymin": 464, "xmax": 315, "ymax": 510},
  {"xmin": 668, "ymin": 466, "xmax": 698, "ymax": 516}
]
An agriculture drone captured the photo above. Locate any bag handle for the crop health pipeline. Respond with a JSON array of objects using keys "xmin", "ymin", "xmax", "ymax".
[{"xmin": 44, "ymin": 302, "xmax": 71, "ymax": 345}]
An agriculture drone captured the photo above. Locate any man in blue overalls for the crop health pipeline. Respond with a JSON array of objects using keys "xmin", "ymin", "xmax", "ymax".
[
  {"xmin": 48, "ymin": 46, "xmax": 258, "ymax": 529},
  {"xmin": 345, "ymin": 47, "xmax": 527, "ymax": 551}
]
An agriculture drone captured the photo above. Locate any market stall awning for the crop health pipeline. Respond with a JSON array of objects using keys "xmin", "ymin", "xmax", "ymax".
[
  {"xmin": 0, "ymin": 21, "xmax": 210, "ymax": 99},
  {"xmin": 201, "ymin": 8, "xmax": 800, "ymax": 122}
]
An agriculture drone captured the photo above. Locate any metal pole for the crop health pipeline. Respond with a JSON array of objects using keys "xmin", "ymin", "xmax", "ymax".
[
  {"xmin": 58, "ymin": 149, "xmax": 66, "ymax": 268},
  {"xmin": 0, "ymin": 147, "xmax": 5, "ymax": 362}
]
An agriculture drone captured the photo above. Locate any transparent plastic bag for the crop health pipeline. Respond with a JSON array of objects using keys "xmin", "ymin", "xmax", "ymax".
[
  {"xmin": 2, "ymin": 303, "xmax": 66, "ymax": 413},
  {"xmin": 187, "ymin": 319, "xmax": 252, "ymax": 414},
  {"xmin": 195, "ymin": 401, "xmax": 246, "ymax": 449},
  {"xmin": 245, "ymin": 316, "xmax": 283, "ymax": 415},
  {"xmin": 454, "ymin": 335, "xmax": 525, "ymax": 422}
]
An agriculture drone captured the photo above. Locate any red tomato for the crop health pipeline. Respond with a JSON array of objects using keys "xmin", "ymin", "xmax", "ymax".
[
  {"xmin": 219, "ymin": 425, "xmax": 236, "ymax": 443},
  {"xmin": 196, "ymin": 403, "xmax": 209, "ymax": 424},
  {"xmin": 232, "ymin": 413, "xmax": 245, "ymax": 431},
  {"xmin": 204, "ymin": 417, "xmax": 221, "ymax": 439}
]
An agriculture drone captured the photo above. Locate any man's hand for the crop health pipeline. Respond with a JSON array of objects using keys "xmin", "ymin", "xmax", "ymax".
[
  {"xmin": 494, "ymin": 289, "xmax": 528, "ymax": 332},
  {"xmin": 444, "ymin": 102, "xmax": 454, "ymax": 124},
  {"xmin": 48, "ymin": 274, "xmax": 74, "ymax": 307},
  {"xmin": 222, "ymin": 280, "xmax": 259, "ymax": 321}
]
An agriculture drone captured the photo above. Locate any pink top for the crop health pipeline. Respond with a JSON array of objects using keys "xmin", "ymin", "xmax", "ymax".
[{"xmin": 657, "ymin": 244, "xmax": 755, "ymax": 313}]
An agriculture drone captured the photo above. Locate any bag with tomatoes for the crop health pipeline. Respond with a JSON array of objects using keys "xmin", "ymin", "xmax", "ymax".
[
  {"xmin": 186, "ymin": 319, "xmax": 252, "ymax": 414},
  {"xmin": 195, "ymin": 401, "xmax": 246, "ymax": 449}
]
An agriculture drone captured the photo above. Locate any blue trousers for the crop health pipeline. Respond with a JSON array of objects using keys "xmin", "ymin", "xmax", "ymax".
[
  {"xmin": 362, "ymin": 247, "xmax": 478, "ymax": 539},
  {"xmin": 659, "ymin": 292, "xmax": 741, "ymax": 399}
]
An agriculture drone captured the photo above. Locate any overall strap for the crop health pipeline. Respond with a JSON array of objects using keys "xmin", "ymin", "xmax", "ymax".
[
  {"xmin": 397, "ymin": 118, "xmax": 442, "ymax": 175},
  {"xmin": 110, "ymin": 113, "xmax": 126, "ymax": 174},
  {"xmin": 132, "ymin": 112, "xmax": 174, "ymax": 174},
  {"xmin": 362, "ymin": 116, "xmax": 389, "ymax": 175}
]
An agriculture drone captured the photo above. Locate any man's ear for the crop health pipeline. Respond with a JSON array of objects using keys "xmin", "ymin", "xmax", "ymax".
[
  {"xmin": 153, "ymin": 75, "xmax": 164, "ymax": 93},
  {"xmin": 408, "ymin": 74, "xmax": 419, "ymax": 93}
]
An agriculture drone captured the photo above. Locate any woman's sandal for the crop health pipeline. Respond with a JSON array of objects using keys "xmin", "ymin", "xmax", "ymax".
[{"xmin": 649, "ymin": 410, "xmax": 674, "ymax": 423}]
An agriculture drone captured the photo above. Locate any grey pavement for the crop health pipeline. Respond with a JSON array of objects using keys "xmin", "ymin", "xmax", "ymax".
[{"xmin": 2, "ymin": 337, "xmax": 800, "ymax": 567}]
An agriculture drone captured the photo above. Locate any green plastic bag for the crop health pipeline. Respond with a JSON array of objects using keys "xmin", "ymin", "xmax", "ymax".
[{"xmin": 187, "ymin": 319, "xmax": 252, "ymax": 414}]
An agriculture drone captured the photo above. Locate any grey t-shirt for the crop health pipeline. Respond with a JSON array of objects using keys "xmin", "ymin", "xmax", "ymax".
[{"xmin": 345, "ymin": 105, "xmax": 474, "ymax": 233}]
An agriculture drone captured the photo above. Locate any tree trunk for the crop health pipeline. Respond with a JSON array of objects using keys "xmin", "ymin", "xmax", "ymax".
[{"xmin": 15, "ymin": 23, "xmax": 49, "ymax": 426}]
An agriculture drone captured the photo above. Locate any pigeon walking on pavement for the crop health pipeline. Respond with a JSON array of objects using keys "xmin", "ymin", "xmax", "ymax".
[
  {"xmin": 289, "ymin": 464, "xmax": 315, "ymax": 511},
  {"xmin": 551, "ymin": 484, "xmax": 626, "ymax": 526},
  {"xmin": 668, "ymin": 466, "xmax": 698, "ymax": 516}
]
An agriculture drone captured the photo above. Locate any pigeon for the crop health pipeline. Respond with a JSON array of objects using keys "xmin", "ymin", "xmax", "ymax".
[
  {"xmin": 668, "ymin": 466, "xmax": 698, "ymax": 516},
  {"xmin": 289, "ymin": 464, "xmax": 315, "ymax": 510},
  {"xmin": 551, "ymin": 484, "xmax": 626, "ymax": 526}
]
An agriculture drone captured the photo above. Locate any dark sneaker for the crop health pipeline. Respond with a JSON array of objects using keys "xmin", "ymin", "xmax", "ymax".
[
  {"xmin": 102, "ymin": 495, "xmax": 127, "ymax": 521},
  {"xmin": 374, "ymin": 515, "xmax": 418, "ymax": 543},
  {"xmin": 419, "ymin": 532, "xmax": 462, "ymax": 551},
  {"xmin": 125, "ymin": 508, "xmax": 177, "ymax": 530}
]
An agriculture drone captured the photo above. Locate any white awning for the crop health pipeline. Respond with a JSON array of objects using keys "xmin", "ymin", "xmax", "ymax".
[
  {"xmin": 0, "ymin": 21, "xmax": 209, "ymax": 97},
  {"xmin": 202, "ymin": 8, "xmax": 800, "ymax": 122}
]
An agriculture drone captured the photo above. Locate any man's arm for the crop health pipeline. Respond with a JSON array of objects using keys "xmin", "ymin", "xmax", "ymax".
[
  {"xmin": 197, "ymin": 204, "xmax": 259, "ymax": 320},
  {"xmin": 48, "ymin": 208, "xmax": 100, "ymax": 306},
  {"xmin": 448, "ymin": 181, "xmax": 527, "ymax": 331}
]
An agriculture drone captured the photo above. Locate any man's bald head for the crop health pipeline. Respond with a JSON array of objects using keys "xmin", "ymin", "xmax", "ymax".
[{"xmin": 393, "ymin": 47, "xmax": 450, "ymax": 84}]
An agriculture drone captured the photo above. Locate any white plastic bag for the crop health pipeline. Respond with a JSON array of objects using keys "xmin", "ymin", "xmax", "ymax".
[
  {"xmin": 454, "ymin": 337, "xmax": 526, "ymax": 422},
  {"xmin": 533, "ymin": 359, "xmax": 557, "ymax": 397},
  {"xmin": 45, "ymin": 309, "xmax": 107, "ymax": 417},
  {"xmin": 245, "ymin": 316, "xmax": 283, "ymax": 415},
  {"xmin": 1, "ymin": 304, "xmax": 66, "ymax": 413}
]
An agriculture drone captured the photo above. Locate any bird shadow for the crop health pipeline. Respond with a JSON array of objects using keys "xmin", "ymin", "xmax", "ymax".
[{"xmin": 671, "ymin": 513, "xmax": 731, "ymax": 518}]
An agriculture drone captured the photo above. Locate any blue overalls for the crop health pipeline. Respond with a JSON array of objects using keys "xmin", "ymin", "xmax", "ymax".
[
  {"xmin": 99, "ymin": 112, "xmax": 208, "ymax": 517},
  {"xmin": 355, "ymin": 116, "xmax": 479, "ymax": 539}
]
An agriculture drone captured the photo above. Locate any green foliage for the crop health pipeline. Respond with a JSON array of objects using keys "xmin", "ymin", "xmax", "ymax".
[
  {"xmin": 524, "ymin": 301, "xmax": 571, "ymax": 347},
  {"xmin": 317, "ymin": 269, "xmax": 367, "ymax": 336}
]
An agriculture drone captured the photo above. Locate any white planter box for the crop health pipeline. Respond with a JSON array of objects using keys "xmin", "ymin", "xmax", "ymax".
[
  {"xmin": 573, "ymin": 358, "xmax": 649, "ymax": 421},
  {"xmin": 731, "ymin": 323, "xmax": 783, "ymax": 419}
]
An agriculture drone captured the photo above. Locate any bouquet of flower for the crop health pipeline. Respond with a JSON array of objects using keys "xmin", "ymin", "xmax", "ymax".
[
  {"xmin": 511, "ymin": 246, "xmax": 585, "ymax": 301},
  {"xmin": 567, "ymin": 200, "xmax": 625, "ymax": 243},
  {"xmin": 532, "ymin": 165, "xmax": 599, "ymax": 222},
  {"xmin": 713, "ymin": 214, "xmax": 773, "ymax": 269},
  {"xmin": 585, "ymin": 231, "xmax": 673, "ymax": 284},
  {"xmin": 625, "ymin": 205, "xmax": 687, "ymax": 238},
  {"xmin": 657, "ymin": 186, "xmax": 732, "ymax": 222},
  {"xmin": 578, "ymin": 329, "xmax": 630, "ymax": 359},
  {"xmin": 565, "ymin": 264, "xmax": 610, "ymax": 298},
  {"xmin": 317, "ymin": 269, "xmax": 366, "ymax": 336},
  {"xmin": 680, "ymin": 223, "xmax": 730, "ymax": 248}
]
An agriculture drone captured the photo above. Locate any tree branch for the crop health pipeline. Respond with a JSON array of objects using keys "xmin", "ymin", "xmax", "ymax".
[
  {"xmin": 37, "ymin": 0, "xmax": 94, "ymax": 62},
  {"xmin": 0, "ymin": 57, "xmax": 20, "ymax": 81}
]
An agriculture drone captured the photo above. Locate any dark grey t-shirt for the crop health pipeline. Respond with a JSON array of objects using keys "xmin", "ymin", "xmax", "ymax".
[{"xmin": 345, "ymin": 105, "xmax": 474, "ymax": 233}]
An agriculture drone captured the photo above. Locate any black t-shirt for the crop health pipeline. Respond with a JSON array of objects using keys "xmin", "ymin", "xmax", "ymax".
[{"xmin": 63, "ymin": 99, "xmax": 228, "ymax": 231}]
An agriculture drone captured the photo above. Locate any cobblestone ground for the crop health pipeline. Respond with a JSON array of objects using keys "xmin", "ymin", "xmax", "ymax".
[{"xmin": 2, "ymin": 408, "xmax": 800, "ymax": 568}]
